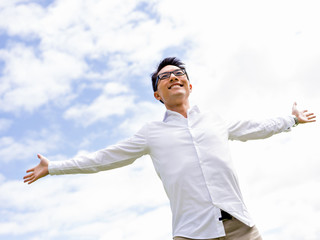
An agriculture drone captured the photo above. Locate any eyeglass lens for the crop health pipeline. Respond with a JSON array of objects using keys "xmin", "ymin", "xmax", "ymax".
[{"xmin": 159, "ymin": 69, "xmax": 185, "ymax": 80}]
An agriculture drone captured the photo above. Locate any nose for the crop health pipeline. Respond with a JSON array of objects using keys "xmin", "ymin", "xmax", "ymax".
[{"xmin": 169, "ymin": 73, "xmax": 178, "ymax": 82}]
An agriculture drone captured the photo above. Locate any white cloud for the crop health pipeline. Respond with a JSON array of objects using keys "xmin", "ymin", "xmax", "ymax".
[
  {"xmin": 228, "ymin": 123, "xmax": 320, "ymax": 240},
  {"xmin": 0, "ymin": 44, "xmax": 86, "ymax": 113},
  {"xmin": 0, "ymin": 128, "xmax": 61, "ymax": 163},
  {"xmin": 0, "ymin": 1, "xmax": 46, "ymax": 35},
  {"xmin": 0, "ymin": 0, "xmax": 319, "ymax": 239},
  {"xmin": 63, "ymin": 82, "xmax": 136, "ymax": 127},
  {"xmin": 0, "ymin": 156, "xmax": 171, "ymax": 239},
  {"xmin": 0, "ymin": 0, "xmax": 189, "ymax": 115},
  {"xmin": 118, "ymin": 101, "xmax": 164, "ymax": 136}
]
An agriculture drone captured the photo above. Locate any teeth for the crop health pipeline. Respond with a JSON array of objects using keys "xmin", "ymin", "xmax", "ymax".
[{"xmin": 169, "ymin": 84, "xmax": 183, "ymax": 89}]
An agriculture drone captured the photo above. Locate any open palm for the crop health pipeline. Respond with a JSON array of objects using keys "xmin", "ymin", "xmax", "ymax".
[
  {"xmin": 23, "ymin": 154, "xmax": 49, "ymax": 184},
  {"xmin": 292, "ymin": 102, "xmax": 316, "ymax": 124}
]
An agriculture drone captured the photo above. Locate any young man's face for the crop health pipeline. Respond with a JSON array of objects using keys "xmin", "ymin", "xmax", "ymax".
[{"xmin": 154, "ymin": 65, "xmax": 192, "ymax": 106}]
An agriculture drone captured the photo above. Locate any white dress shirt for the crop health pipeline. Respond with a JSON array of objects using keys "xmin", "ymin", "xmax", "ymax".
[{"xmin": 49, "ymin": 105, "xmax": 295, "ymax": 239}]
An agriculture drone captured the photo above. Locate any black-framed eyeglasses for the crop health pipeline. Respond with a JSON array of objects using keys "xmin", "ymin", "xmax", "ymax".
[{"xmin": 155, "ymin": 69, "xmax": 187, "ymax": 90}]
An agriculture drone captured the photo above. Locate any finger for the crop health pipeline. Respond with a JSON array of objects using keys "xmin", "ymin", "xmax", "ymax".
[
  {"xmin": 292, "ymin": 102, "xmax": 297, "ymax": 110},
  {"xmin": 24, "ymin": 174, "xmax": 34, "ymax": 181},
  {"xmin": 305, "ymin": 112, "xmax": 315, "ymax": 116},
  {"xmin": 26, "ymin": 168, "xmax": 35, "ymax": 173},
  {"xmin": 24, "ymin": 176, "xmax": 34, "ymax": 183},
  {"xmin": 23, "ymin": 173, "xmax": 33, "ymax": 179},
  {"xmin": 308, "ymin": 118, "xmax": 316, "ymax": 121},
  {"xmin": 308, "ymin": 115, "xmax": 316, "ymax": 120},
  {"xmin": 24, "ymin": 178, "xmax": 31, "ymax": 183},
  {"xmin": 28, "ymin": 177, "xmax": 37, "ymax": 184},
  {"xmin": 26, "ymin": 175, "xmax": 36, "ymax": 184},
  {"xmin": 302, "ymin": 110, "xmax": 308, "ymax": 113}
]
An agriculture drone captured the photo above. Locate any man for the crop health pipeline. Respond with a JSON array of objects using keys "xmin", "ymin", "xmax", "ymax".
[{"xmin": 24, "ymin": 57, "xmax": 316, "ymax": 240}]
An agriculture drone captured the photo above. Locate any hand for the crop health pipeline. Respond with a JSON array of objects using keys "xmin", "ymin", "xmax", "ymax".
[
  {"xmin": 292, "ymin": 102, "xmax": 316, "ymax": 124},
  {"xmin": 23, "ymin": 154, "xmax": 49, "ymax": 184}
]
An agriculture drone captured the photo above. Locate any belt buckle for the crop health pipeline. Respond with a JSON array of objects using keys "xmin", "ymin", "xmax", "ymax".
[{"xmin": 219, "ymin": 210, "xmax": 233, "ymax": 221}]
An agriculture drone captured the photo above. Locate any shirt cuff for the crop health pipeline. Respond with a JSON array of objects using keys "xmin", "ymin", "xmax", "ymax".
[
  {"xmin": 48, "ymin": 161, "xmax": 62, "ymax": 175},
  {"xmin": 289, "ymin": 115, "xmax": 297, "ymax": 129}
]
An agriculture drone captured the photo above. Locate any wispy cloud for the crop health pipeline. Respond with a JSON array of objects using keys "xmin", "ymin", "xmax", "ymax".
[
  {"xmin": 0, "ymin": 0, "xmax": 186, "ymax": 114},
  {"xmin": 0, "ymin": 0, "xmax": 319, "ymax": 239},
  {"xmin": 0, "ymin": 44, "xmax": 86, "ymax": 113},
  {"xmin": 0, "ymin": 156, "xmax": 171, "ymax": 239},
  {"xmin": 0, "ymin": 128, "xmax": 61, "ymax": 163},
  {"xmin": 64, "ymin": 82, "xmax": 136, "ymax": 127}
]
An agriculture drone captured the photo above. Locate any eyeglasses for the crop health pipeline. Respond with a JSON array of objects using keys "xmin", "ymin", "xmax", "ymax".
[{"xmin": 155, "ymin": 69, "xmax": 187, "ymax": 90}]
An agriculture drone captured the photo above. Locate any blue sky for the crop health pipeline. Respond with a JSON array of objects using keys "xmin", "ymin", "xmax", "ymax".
[{"xmin": 0, "ymin": 0, "xmax": 319, "ymax": 239}]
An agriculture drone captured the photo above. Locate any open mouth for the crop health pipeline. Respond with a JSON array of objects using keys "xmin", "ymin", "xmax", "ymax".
[{"xmin": 168, "ymin": 84, "xmax": 183, "ymax": 89}]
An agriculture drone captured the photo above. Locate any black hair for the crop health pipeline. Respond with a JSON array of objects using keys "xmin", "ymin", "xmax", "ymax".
[{"xmin": 151, "ymin": 57, "xmax": 189, "ymax": 92}]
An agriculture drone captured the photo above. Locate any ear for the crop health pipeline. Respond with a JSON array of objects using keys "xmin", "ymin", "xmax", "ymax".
[
  {"xmin": 189, "ymin": 83, "xmax": 193, "ymax": 92},
  {"xmin": 154, "ymin": 92, "xmax": 162, "ymax": 101}
]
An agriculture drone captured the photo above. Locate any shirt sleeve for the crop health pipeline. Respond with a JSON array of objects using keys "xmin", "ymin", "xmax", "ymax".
[
  {"xmin": 227, "ymin": 115, "xmax": 295, "ymax": 142},
  {"xmin": 48, "ymin": 125, "xmax": 149, "ymax": 175}
]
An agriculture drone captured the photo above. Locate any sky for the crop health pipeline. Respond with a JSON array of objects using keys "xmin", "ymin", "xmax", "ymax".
[{"xmin": 0, "ymin": 0, "xmax": 319, "ymax": 239}]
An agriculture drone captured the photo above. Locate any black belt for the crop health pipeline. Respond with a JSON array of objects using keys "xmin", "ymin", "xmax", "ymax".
[{"xmin": 219, "ymin": 210, "xmax": 233, "ymax": 221}]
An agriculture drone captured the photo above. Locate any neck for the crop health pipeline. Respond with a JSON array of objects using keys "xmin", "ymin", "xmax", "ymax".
[{"xmin": 165, "ymin": 101, "xmax": 190, "ymax": 118}]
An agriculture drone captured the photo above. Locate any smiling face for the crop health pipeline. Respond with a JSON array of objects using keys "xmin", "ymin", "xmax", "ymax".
[{"xmin": 154, "ymin": 65, "xmax": 192, "ymax": 107}]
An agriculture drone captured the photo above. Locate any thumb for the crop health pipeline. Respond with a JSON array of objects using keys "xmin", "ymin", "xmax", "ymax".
[
  {"xmin": 292, "ymin": 102, "xmax": 297, "ymax": 113},
  {"xmin": 37, "ymin": 154, "xmax": 49, "ymax": 165},
  {"xmin": 37, "ymin": 154, "xmax": 46, "ymax": 162},
  {"xmin": 293, "ymin": 101, "xmax": 297, "ymax": 108}
]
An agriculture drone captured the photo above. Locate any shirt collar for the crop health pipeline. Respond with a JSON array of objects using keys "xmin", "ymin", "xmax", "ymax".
[{"xmin": 163, "ymin": 105, "xmax": 200, "ymax": 122}]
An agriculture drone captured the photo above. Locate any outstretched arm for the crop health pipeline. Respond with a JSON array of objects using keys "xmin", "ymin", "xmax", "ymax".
[
  {"xmin": 24, "ymin": 125, "xmax": 149, "ymax": 180},
  {"xmin": 228, "ymin": 102, "xmax": 316, "ymax": 141},
  {"xmin": 291, "ymin": 102, "xmax": 316, "ymax": 124},
  {"xmin": 23, "ymin": 154, "xmax": 49, "ymax": 184}
]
